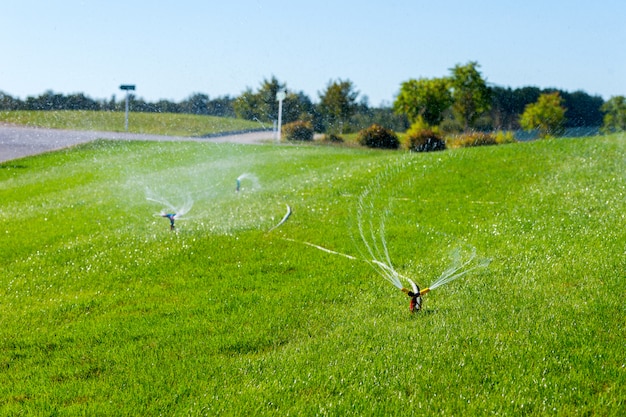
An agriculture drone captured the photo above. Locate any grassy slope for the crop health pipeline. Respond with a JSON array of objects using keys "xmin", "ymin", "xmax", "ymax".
[
  {"xmin": 0, "ymin": 136, "xmax": 624, "ymax": 415},
  {"xmin": 0, "ymin": 110, "xmax": 262, "ymax": 137}
]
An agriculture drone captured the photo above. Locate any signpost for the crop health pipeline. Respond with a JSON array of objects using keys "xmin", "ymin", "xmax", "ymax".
[
  {"xmin": 276, "ymin": 90, "xmax": 286, "ymax": 141},
  {"xmin": 119, "ymin": 84, "xmax": 136, "ymax": 131}
]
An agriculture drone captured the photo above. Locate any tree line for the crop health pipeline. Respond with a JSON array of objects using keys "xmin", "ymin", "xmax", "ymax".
[
  {"xmin": 0, "ymin": 90, "xmax": 238, "ymax": 118},
  {"xmin": 0, "ymin": 65, "xmax": 615, "ymax": 135}
]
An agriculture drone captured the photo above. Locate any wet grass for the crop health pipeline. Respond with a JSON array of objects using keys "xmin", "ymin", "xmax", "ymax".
[
  {"xmin": 0, "ymin": 135, "xmax": 624, "ymax": 415},
  {"xmin": 0, "ymin": 110, "xmax": 262, "ymax": 137}
]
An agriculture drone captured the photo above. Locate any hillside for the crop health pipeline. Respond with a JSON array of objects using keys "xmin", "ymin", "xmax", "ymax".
[{"xmin": 0, "ymin": 135, "xmax": 624, "ymax": 415}]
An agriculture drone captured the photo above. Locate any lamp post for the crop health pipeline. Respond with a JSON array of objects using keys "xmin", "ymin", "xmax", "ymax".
[
  {"xmin": 119, "ymin": 84, "xmax": 136, "ymax": 131},
  {"xmin": 276, "ymin": 90, "xmax": 286, "ymax": 141}
]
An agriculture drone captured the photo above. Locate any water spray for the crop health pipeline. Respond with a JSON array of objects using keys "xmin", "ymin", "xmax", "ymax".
[
  {"xmin": 374, "ymin": 249, "xmax": 490, "ymax": 312},
  {"xmin": 281, "ymin": 237, "xmax": 357, "ymax": 260},
  {"xmin": 283, "ymin": 160, "xmax": 489, "ymax": 313},
  {"xmin": 268, "ymin": 204, "xmax": 292, "ymax": 232},
  {"xmin": 355, "ymin": 194, "xmax": 490, "ymax": 312},
  {"xmin": 285, "ymin": 237, "xmax": 489, "ymax": 313},
  {"xmin": 235, "ymin": 173, "xmax": 260, "ymax": 193},
  {"xmin": 146, "ymin": 191, "xmax": 193, "ymax": 231}
]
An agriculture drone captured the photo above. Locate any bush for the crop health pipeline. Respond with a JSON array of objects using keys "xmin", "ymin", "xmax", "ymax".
[
  {"xmin": 357, "ymin": 124, "xmax": 399, "ymax": 149},
  {"xmin": 405, "ymin": 128, "xmax": 446, "ymax": 152},
  {"xmin": 494, "ymin": 130, "xmax": 516, "ymax": 144},
  {"xmin": 446, "ymin": 132, "xmax": 496, "ymax": 148},
  {"xmin": 282, "ymin": 121, "xmax": 314, "ymax": 141},
  {"xmin": 446, "ymin": 131, "xmax": 515, "ymax": 149}
]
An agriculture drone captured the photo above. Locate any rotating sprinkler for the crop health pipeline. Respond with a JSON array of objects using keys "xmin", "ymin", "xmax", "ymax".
[
  {"xmin": 280, "ymin": 172, "xmax": 490, "ymax": 313},
  {"xmin": 370, "ymin": 250, "xmax": 489, "ymax": 313},
  {"xmin": 146, "ymin": 192, "xmax": 193, "ymax": 231},
  {"xmin": 286, "ymin": 236, "xmax": 489, "ymax": 313},
  {"xmin": 161, "ymin": 212, "xmax": 177, "ymax": 230},
  {"xmin": 283, "ymin": 208, "xmax": 490, "ymax": 313},
  {"xmin": 235, "ymin": 173, "xmax": 260, "ymax": 193},
  {"xmin": 402, "ymin": 281, "xmax": 425, "ymax": 313},
  {"xmin": 359, "ymin": 209, "xmax": 490, "ymax": 313}
]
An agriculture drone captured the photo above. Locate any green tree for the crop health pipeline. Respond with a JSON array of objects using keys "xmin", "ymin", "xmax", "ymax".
[
  {"xmin": 179, "ymin": 93, "xmax": 210, "ymax": 115},
  {"xmin": 205, "ymin": 95, "xmax": 236, "ymax": 118},
  {"xmin": 0, "ymin": 91, "xmax": 20, "ymax": 111},
  {"xmin": 351, "ymin": 106, "xmax": 409, "ymax": 133},
  {"xmin": 154, "ymin": 99, "xmax": 180, "ymax": 114},
  {"xmin": 560, "ymin": 90, "xmax": 603, "ymax": 127},
  {"xmin": 233, "ymin": 88, "xmax": 261, "ymax": 121},
  {"xmin": 520, "ymin": 92, "xmax": 566, "ymax": 138},
  {"xmin": 600, "ymin": 96, "xmax": 626, "ymax": 134},
  {"xmin": 233, "ymin": 77, "xmax": 314, "ymax": 126},
  {"xmin": 450, "ymin": 61, "xmax": 492, "ymax": 131},
  {"xmin": 393, "ymin": 77, "xmax": 453, "ymax": 127},
  {"xmin": 282, "ymin": 91, "xmax": 316, "ymax": 126},
  {"xmin": 318, "ymin": 79, "xmax": 359, "ymax": 134},
  {"xmin": 489, "ymin": 86, "xmax": 539, "ymax": 130},
  {"xmin": 233, "ymin": 76, "xmax": 286, "ymax": 123}
]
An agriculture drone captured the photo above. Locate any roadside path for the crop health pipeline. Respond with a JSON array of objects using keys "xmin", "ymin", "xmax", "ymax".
[{"xmin": 0, "ymin": 124, "xmax": 276, "ymax": 163}]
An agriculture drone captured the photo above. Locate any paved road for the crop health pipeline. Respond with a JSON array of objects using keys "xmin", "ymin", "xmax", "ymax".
[{"xmin": 0, "ymin": 124, "xmax": 276, "ymax": 163}]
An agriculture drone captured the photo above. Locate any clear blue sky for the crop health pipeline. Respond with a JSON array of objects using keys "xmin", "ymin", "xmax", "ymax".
[{"xmin": 2, "ymin": 0, "xmax": 624, "ymax": 107}]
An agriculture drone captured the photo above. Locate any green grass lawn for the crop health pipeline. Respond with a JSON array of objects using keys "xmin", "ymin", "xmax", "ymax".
[
  {"xmin": 0, "ymin": 110, "xmax": 262, "ymax": 137},
  {"xmin": 0, "ymin": 135, "xmax": 624, "ymax": 415}
]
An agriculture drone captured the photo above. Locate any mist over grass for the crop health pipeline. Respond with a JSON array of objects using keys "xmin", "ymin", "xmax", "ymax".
[
  {"xmin": 0, "ymin": 110, "xmax": 262, "ymax": 137},
  {"xmin": 0, "ymin": 135, "xmax": 624, "ymax": 415}
]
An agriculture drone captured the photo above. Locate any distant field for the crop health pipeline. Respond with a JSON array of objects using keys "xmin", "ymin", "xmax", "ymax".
[
  {"xmin": 0, "ymin": 110, "xmax": 263, "ymax": 137},
  {"xmin": 0, "ymin": 135, "xmax": 624, "ymax": 415}
]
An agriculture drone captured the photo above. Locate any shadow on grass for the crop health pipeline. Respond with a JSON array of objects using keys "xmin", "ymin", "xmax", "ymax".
[
  {"xmin": 0, "ymin": 164, "xmax": 27, "ymax": 169},
  {"xmin": 417, "ymin": 308, "xmax": 441, "ymax": 316}
]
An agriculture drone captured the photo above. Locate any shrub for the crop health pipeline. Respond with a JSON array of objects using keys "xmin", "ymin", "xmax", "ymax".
[
  {"xmin": 405, "ymin": 128, "xmax": 446, "ymax": 152},
  {"xmin": 446, "ymin": 131, "xmax": 516, "ymax": 148},
  {"xmin": 494, "ymin": 130, "xmax": 516, "ymax": 144},
  {"xmin": 282, "ymin": 120, "xmax": 314, "ymax": 141},
  {"xmin": 357, "ymin": 124, "xmax": 399, "ymax": 149},
  {"xmin": 445, "ymin": 132, "xmax": 495, "ymax": 149}
]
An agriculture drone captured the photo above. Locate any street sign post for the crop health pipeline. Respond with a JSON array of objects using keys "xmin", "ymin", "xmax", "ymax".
[{"xmin": 119, "ymin": 85, "xmax": 136, "ymax": 131}]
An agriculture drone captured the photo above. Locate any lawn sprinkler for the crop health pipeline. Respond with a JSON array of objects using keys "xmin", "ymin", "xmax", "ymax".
[
  {"xmin": 146, "ymin": 191, "xmax": 193, "ymax": 231},
  {"xmin": 367, "ymin": 241, "xmax": 489, "ymax": 313},
  {"xmin": 401, "ymin": 279, "xmax": 428, "ymax": 313},
  {"xmin": 161, "ymin": 212, "xmax": 177, "ymax": 230},
  {"xmin": 235, "ymin": 173, "xmax": 260, "ymax": 193},
  {"xmin": 281, "ymin": 182, "xmax": 490, "ymax": 313},
  {"xmin": 367, "ymin": 258, "xmax": 428, "ymax": 313},
  {"xmin": 354, "ymin": 188, "xmax": 491, "ymax": 312},
  {"xmin": 283, "ymin": 236, "xmax": 488, "ymax": 313}
]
